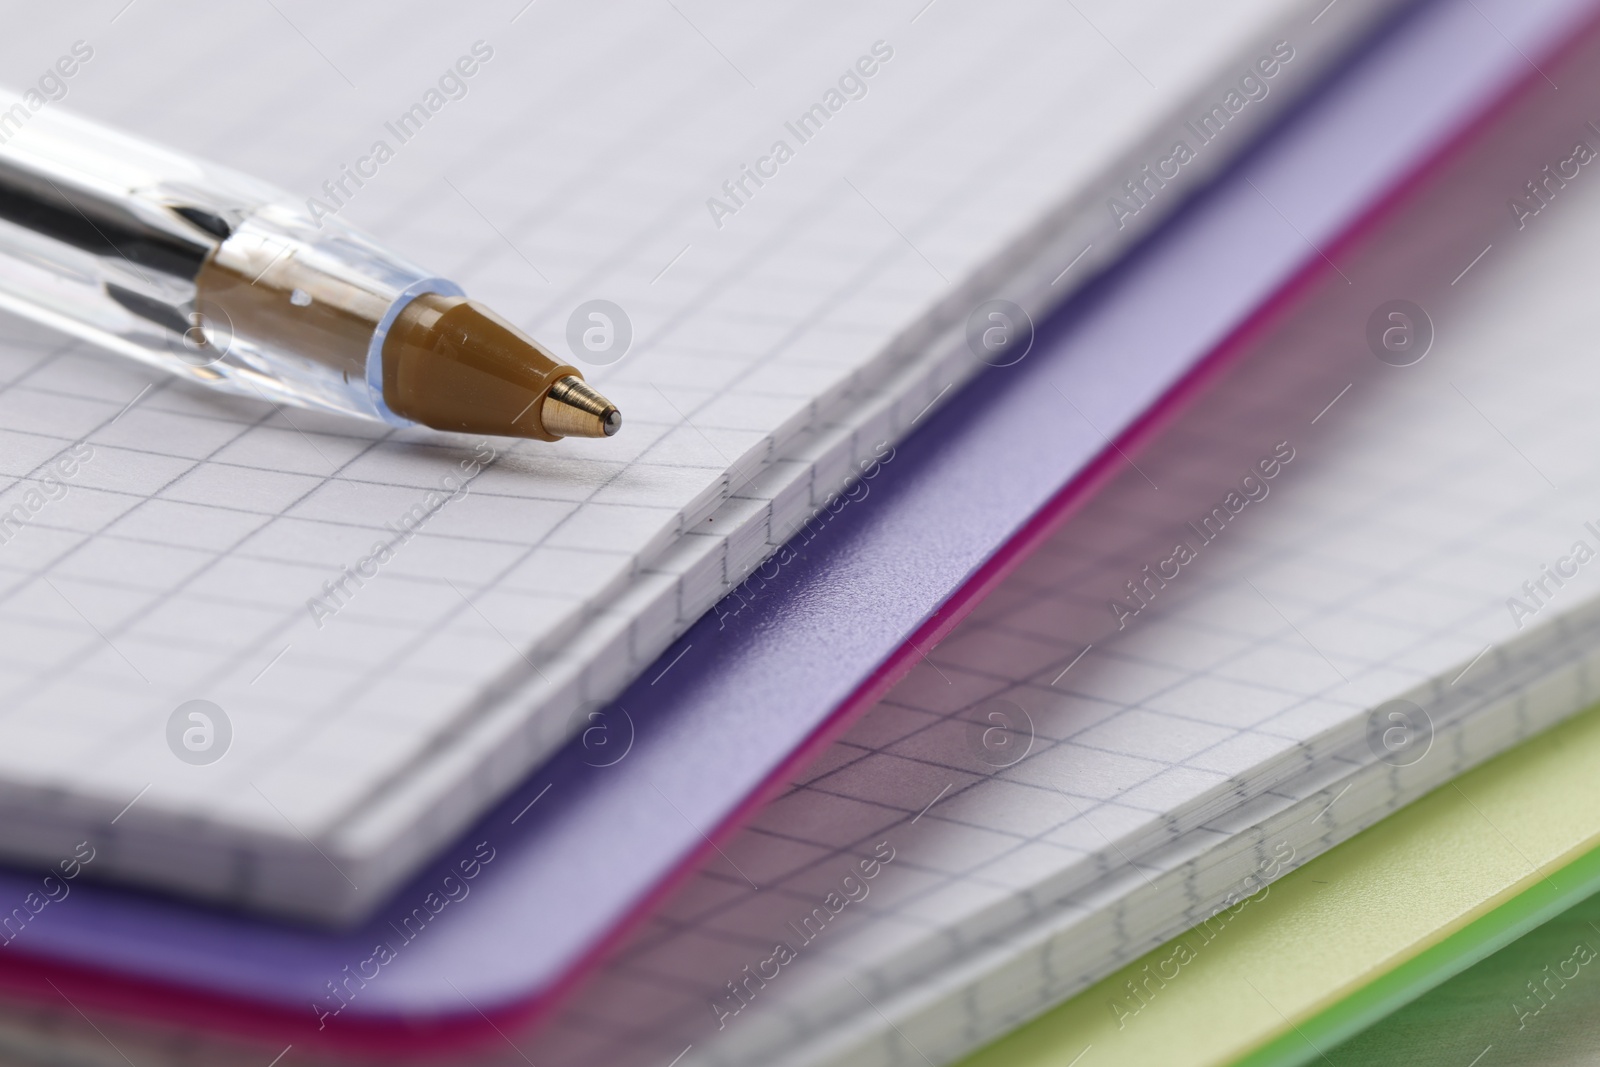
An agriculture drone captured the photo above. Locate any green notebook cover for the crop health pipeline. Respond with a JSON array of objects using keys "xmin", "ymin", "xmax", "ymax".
[{"xmin": 1327, "ymin": 877, "xmax": 1600, "ymax": 1064}]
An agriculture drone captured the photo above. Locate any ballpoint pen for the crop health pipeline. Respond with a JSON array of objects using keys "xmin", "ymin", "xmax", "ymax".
[{"xmin": 0, "ymin": 86, "xmax": 621, "ymax": 441}]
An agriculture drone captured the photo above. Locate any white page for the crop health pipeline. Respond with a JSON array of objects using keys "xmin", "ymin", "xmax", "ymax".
[{"xmin": 0, "ymin": 0, "xmax": 1395, "ymax": 920}]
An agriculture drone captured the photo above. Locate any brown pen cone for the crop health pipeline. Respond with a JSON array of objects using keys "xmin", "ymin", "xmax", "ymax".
[{"xmin": 381, "ymin": 293, "xmax": 619, "ymax": 440}]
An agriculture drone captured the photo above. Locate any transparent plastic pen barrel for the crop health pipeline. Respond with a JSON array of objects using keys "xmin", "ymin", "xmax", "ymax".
[{"xmin": 0, "ymin": 87, "xmax": 450, "ymax": 425}]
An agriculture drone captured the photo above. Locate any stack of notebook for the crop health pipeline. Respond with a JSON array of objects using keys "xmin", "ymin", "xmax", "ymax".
[
  {"xmin": 0, "ymin": 0, "xmax": 1399, "ymax": 923},
  {"xmin": 2, "ymin": 0, "xmax": 1599, "ymax": 1065}
]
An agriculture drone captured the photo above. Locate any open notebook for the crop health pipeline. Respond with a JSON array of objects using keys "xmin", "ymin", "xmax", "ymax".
[{"xmin": 0, "ymin": 0, "xmax": 1403, "ymax": 922}]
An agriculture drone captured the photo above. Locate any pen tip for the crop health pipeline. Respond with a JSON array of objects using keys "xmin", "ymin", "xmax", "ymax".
[{"xmin": 542, "ymin": 375, "xmax": 622, "ymax": 439}]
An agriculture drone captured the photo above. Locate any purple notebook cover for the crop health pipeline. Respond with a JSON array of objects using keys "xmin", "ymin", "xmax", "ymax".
[{"xmin": 0, "ymin": 0, "xmax": 1591, "ymax": 1053}]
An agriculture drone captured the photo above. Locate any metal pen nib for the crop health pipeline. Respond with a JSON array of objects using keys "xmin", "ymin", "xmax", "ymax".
[{"xmin": 542, "ymin": 376, "xmax": 622, "ymax": 438}]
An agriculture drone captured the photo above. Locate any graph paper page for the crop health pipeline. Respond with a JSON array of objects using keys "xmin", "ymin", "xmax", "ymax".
[{"xmin": 0, "ymin": 0, "xmax": 1386, "ymax": 919}]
